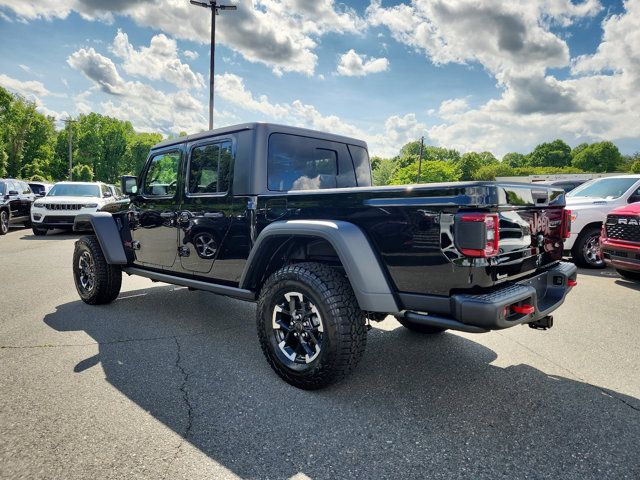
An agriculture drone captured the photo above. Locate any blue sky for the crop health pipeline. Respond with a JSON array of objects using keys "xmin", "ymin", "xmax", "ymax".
[{"xmin": 0, "ymin": 0, "xmax": 638, "ymax": 158}]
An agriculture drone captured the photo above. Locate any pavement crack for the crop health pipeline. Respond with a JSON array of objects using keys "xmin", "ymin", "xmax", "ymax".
[
  {"xmin": 496, "ymin": 332, "xmax": 640, "ymax": 414},
  {"xmin": 163, "ymin": 336, "xmax": 195, "ymax": 478},
  {"xmin": 0, "ymin": 332, "xmax": 206, "ymax": 350}
]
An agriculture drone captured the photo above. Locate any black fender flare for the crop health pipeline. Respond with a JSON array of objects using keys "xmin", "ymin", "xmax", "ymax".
[
  {"xmin": 74, "ymin": 212, "xmax": 128, "ymax": 265},
  {"xmin": 240, "ymin": 220, "xmax": 399, "ymax": 313}
]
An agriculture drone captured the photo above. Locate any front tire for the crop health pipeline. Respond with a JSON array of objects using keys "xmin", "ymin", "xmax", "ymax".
[
  {"xmin": 396, "ymin": 316, "xmax": 447, "ymax": 334},
  {"xmin": 572, "ymin": 227, "xmax": 605, "ymax": 268},
  {"xmin": 32, "ymin": 227, "xmax": 47, "ymax": 236},
  {"xmin": 257, "ymin": 262, "xmax": 367, "ymax": 390},
  {"xmin": 0, "ymin": 210, "xmax": 9, "ymax": 235},
  {"xmin": 617, "ymin": 269, "xmax": 640, "ymax": 282},
  {"xmin": 73, "ymin": 235, "xmax": 122, "ymax": 305}
]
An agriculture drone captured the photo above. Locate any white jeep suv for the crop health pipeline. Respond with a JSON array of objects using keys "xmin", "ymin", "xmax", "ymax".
[
  {"xmin": 565, "ymin": 175, "xmax": 640, "ymax": 267},
  {"xmin": 30, "ymin": 181, "xmax": 116, "ymax": 236}
]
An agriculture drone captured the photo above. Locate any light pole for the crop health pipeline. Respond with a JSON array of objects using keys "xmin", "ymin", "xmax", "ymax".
[
  {"xmin": 189, "ymin": 0, "xmax": 237, "ymax": 131},
  {"xmin": 416, "ymin": 136, "xmax": 424, "ymax": 183},
  {"xmin": 62, "ymin": 117, "xmax": 76, "ymax": 181}
]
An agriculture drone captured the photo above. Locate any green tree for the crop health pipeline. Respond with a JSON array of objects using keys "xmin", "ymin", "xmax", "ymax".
[
  {"xmin": 571, "ymin": 141, "xmax": 622, "ymax": 172},
  {"xmin": 630, "ymin": 160, "xmax": 640, "ymax": 174},
  {"xmin": 474, "ymin": 163, "xmax": 515, "ymax": 180},
  {"xmin": 21, "ymin": 112, "xmax": 56, "ymax": 180},
  {"xmin": 391, "ymin": 160, "xmax": 461, "ymax": 185},
  {"xmin": 128, "ymin": 132, "xmax": 162, "ymax": 175},
  {"xmin": 372, "ymin": 158, "xmax": 396, "ymax": 186},
  {"xmin": 4, "ymin": 95, "xmax": 38, "ymax": 177},
  {"xmin": 502, "ymin": 152, "xmax": 528, "ymax": 168},
  {"xmin": 456, "ymin": 151, "xmax": 498, "ymax": 180},
  {"xmin": 571, "ymin": 142, "xmax": 589, "ymax": 160},
  {"xmin": 72, "ymin": 163, "xmax": 93, "ymax": 181},
  {"xmin": 0, "ymin": 149, "xmax": 7, "ymax": 178},
  {"xmin": 528, "ymin": 139, "xmax": 572, "ymax": 167}
]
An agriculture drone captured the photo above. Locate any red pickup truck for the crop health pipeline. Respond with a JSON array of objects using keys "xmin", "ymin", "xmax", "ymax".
[{"xmin": 600, "ymin": 202, "xmax": 640, "ymax": 281}]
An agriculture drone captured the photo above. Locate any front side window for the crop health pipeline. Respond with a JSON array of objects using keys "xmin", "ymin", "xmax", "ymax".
[
  {"xmin": 0, "ymin": 182, "xmax": 5, "ymax": 195},
  {"xmin": 143, "ymin": 151, "xmax": 181, "ymax": 196},
  {"xmin": 21, "ymin": 182, "xmax": 31, "ymax": 194},
  {"xmin": 188, "ymin": 141, "xmax": 232, "ymax": 194}
]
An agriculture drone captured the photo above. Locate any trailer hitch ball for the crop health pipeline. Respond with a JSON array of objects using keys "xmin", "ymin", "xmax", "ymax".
[{"xmin": 528, "ymin": 315, "xmax": 553, "ymax": 330}]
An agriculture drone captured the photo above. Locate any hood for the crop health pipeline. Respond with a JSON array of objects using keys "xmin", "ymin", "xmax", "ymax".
[
  {"xmin": 609, "ymin": 202, "xmax": 640, "ymax": 216},
  {"xmin": 38, "ymin": 196, "xmax": 103, "ymax": 203},
  {"xmin": 566, "ymin": 197, "xmax": 612, "ymax": 207}
]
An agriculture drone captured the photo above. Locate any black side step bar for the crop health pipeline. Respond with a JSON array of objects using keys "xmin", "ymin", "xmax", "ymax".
[
  {"xmin": 123, "ymin": 267, "xmax": 256, "ymax": 301},
  {"xmin": 400, "ymin": 311, "xmax": 489, "ymax": 334}
]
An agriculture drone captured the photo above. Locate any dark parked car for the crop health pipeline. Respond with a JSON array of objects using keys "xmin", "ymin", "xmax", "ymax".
[
  {"xmin": 72, "ymin": 123, "xmax": 577, "ymax": 389},
  {"xmin": 0, "ymin": 179, "xmax": 36, "ymax": 235},
  {"xmin": 28, "ymin": 181, "xmax": 53, "ymax": 197},
  {"xmin": 548, "ymin": 180, "xmax": 587, "ymax": 193}
]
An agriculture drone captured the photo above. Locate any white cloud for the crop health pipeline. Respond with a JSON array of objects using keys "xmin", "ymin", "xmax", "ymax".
[
  {"xmin": 215, "ymin": 73, "xmax": 289, "ymax": 118},
  {"xmin": 0, "ymin": 73, "xmax": 50, "ymax": 98},
  {"xmin": 111, "ymin": 30, "xmax": 205, "ymax": 90},
  {"xmin": 336, "ymin": 49, "xmax": 389, "ymax": 77},
  {"xmin": 438, "ymin": 98, "xmax": 468, "ymax": 116},
  {"xmin": 0, "ymin": 0, "xmax": 366, "ymax": 76},
  {"xmin": 67, "ymin": 47, "xmax": 126, "ymax": 94},
  {"xmin": 183, "ymin": 50, "xmax": 199, "ymax": 61}
]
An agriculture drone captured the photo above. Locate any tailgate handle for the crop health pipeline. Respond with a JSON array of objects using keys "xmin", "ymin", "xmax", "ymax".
[{"xmin": 531, "ymin": 190, "xmax": 549, "ymax": 204}]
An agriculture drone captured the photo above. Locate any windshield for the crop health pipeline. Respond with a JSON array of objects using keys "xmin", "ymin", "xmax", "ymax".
[
  {"xmin": 567, "ymin": 177, "xmax": 638, "ymax": 200},
  {"xmin": 48, "ymin": 184, "xmax": 101, "ymax": 197}
]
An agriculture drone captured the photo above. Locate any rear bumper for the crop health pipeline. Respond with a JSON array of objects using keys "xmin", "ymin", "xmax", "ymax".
[
  {"xmin": 402, "ymin": 262, "xmax": 578, "ymax": 332},
  {"xmin": 601, "ymin": 239, "xmax": 640, "ymax": 272}
]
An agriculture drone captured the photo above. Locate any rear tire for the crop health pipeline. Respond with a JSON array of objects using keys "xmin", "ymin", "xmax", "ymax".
[
  {"xmin": 73, "ymin": 235, "xmax": 122, "ymax": 305},
  {"xmin": 257, "ymin": 262, "xmax": 367, "ymax": 390},
  {"xmin": 0, "ymin": 210, "xmax": 9, "ymax": 235},
  {"xmin": 396, "ymin": 316, "xmax": 447, "ymax": 334},
  {"xmin": 572, "ymin": 227, "xmax": 605, "ymax": 268},
  {"xmin": 616, "ymin": 269, "xmax": 640, "ymax": 282},
  {"xmin": 32, "ymin": 227, "xmax": 47, "ymax": 236}
]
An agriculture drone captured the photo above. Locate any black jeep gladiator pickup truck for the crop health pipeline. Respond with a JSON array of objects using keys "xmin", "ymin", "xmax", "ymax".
[{"xmin": 72, "ymin": 122, "xmax": 577, "ymax": 389}]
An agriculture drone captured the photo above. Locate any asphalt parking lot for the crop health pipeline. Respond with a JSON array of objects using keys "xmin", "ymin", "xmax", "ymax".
[{"xmin": 0, "ymin": 227, "xmax": 639, "ymax": 480}]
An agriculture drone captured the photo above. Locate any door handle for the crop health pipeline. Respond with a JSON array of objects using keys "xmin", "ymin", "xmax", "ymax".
[
  {"xmin": 204, "ymin": 212, "xmax": 224, "ymax": 219},
  {"xmin": 160, "ymin": 212, "xmax": 176, "ymax": 219}
]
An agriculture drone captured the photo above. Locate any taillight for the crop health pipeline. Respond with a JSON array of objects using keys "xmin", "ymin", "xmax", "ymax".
[
  {"xmin": 457, "ymin": 213, "xmax": 499, "ymax": 257},
  {"xmin": 561, "ymin": 209, "xmax": 571, "ymax": 239}
]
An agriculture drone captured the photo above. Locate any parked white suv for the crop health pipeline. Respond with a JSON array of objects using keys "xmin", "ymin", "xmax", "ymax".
[
  {"xmin": 565, "ymin": 174, "xmax": 640, "ymax": 267},
  {"xmin": 30, "ymin": 181, "xmax": 116, "ymax": 236}
]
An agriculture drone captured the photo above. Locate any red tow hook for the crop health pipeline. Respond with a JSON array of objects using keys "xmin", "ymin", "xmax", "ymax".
[
  {"xmin": 511, "ymin": 304, "xmax": 535, "ymax": 315},
  {"xmin": 568, "ymin": 279, "xmax": 577, "ymax": 287}
]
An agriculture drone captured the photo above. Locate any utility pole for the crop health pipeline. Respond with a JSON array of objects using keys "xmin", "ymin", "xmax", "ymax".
[
  {"xmin": 189, "ymin": 0, "xmax": 238, "ymax": 130},
  {"xmin": 63, "ymin": 118, "xmax": 76, "ymax": 181},
  {"xmin": 417, "ymin": 136, "xmax": 424, "ymax": 183}
]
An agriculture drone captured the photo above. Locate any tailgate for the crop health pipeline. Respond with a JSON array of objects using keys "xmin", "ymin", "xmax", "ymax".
[{"xmin": 493, "ymin": 184, "xmax": 566, "ymax": 283}]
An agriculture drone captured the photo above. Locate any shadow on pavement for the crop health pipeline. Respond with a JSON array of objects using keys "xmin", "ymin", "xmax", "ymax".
[
  {"xmin": 19, "ymin": 230, "xmax": 78, "ymax": 240},
  {"xmin": 44, "ymin": 286, "xmax": 639, "ymax": 479}
]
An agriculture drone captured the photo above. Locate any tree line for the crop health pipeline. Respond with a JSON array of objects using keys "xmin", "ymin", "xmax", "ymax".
[
  {"xmin": 372, "ymin": 139, "xmax": 640, "ymax": 186},
  {"xmin": 2, "ymin": 85, "xmax": 640, "ymax": 186},
  {"xmin": 0, "ymin": 86, "xmax": 163, "ymax": 184}
]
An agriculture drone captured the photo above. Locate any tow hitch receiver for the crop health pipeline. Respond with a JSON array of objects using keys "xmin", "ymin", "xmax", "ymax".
[{"xmin": 528, "ymin": 315, "xmax": 554, "ymax": 330}]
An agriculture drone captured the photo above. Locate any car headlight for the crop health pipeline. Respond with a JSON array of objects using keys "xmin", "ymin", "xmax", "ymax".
[
  {"xmin": 33, "ymin": 201, "xmax": 45, "ymax": 207},
  {"xmin": 82, "ymin": 203, "xmax": 99, "ymax": 208}
]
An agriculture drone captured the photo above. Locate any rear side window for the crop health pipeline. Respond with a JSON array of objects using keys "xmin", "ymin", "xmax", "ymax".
[
  {"xmin": 188, "ymin": 141, "xmax": 232, "ymax": 194},
  {"xmin": 347, "ymin": 145, "xmax": 372, "ymax": 187},
  {"xmin": 143, "ymin": 151, "xmax": 181, "ymax": 197},
  {"xmin": 267, "ymin": 133, "xmax": 359, "ymax": 191}
]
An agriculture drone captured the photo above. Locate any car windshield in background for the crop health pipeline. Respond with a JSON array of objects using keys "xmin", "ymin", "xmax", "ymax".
[
  {"xmin": 48, "ymin": 184, "xmax": 100, "ymax": 197},
  {"xmin": 0, "ymin": 182, "xmax": 5, "ymax": 195},
  {"xmin": 567, "ymin": 178, "xmax": 638, "ymax": 199}
]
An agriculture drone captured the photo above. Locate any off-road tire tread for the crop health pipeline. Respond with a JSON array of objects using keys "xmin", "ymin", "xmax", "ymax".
[
  {"xmin": 257, "ymin": 262, "xmax": 367, "ymax": 390},
  {"xmin": 73, "ymin": 235, "xmax": 122, "ymax": 305}
]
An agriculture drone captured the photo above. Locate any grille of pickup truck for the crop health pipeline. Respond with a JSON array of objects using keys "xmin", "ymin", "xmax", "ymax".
[
  {"xmin": 44, "ymin": 203, "xmax": 82, "ymax": 211},
  {"xmin": 606, "ymin": 215, "xmax": 640, "ymax": 243}
]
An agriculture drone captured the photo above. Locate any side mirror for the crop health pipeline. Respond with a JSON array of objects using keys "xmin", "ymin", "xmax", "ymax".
[
  {"xmin": 38, "ymin": 192, "xmax": 46, "ymax": 197},
  {"xmin": 104, "ymin": 191, "xmax": 112, "ymax": 198},
  {"xmin": 121, "ymin": 175, "xmax": 138, "ymax": 196},
  {"xmin": 628, "ymin": 195, "xmax": 640, "ymax": 204},
  {"xmin": 8, "ymin": 190, "xmax": 19, "ymax": 196}
]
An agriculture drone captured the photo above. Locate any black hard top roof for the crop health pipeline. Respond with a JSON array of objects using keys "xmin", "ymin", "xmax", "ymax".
[{"xmin": 151, "ymin": 122, "xmax": 368, "ymax": 150}]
